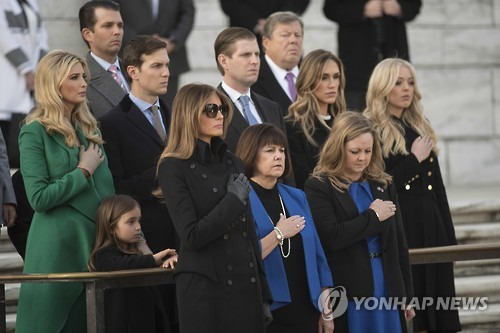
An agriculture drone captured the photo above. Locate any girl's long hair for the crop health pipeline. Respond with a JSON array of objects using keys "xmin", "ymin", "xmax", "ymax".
[
  {"xmin": 286, "ymin": 49, "xmax": 346, "ymax": 146},
  {"xmin": 25, "ymin": 50, "xmax": 102, "ymax": 146},
  {"xmin": 88, "ymin": 195, "xmax": 141, "ymax": 272},
  {"xmin": 313, "ymin": 111, "xmax": 391, "ymax": 192},
  {"xmin": 363, "ymin": 58, "xmax": 438, "ymax": 158}
]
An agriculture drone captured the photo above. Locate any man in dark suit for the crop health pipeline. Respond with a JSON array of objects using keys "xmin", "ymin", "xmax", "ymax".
[
  {"xmin": 214, "ymin": 27, "xmax": 286, "ymax": 153},
  {"xmin": 79, "ymin": 1, "xmax": 129, "ymax": 118},
  {"xmin": 252, "ymin": 11, "xmax": 303, "ymax": 116},
  {"xmin": 99, "ymin": 35, "xmax": 177, "ymax": 331},
  {"xmin": 115, "ymin": 0, "xmax": 195, "ymax": 107},
  {"xmin": 99, "ymin": 35, "xmax": 174, "ymax": 253}
]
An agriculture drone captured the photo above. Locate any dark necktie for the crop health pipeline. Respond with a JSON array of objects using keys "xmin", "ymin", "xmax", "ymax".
[{"xmin": 150, "ymin": 105, "xmax": 166, "ymax": 141}]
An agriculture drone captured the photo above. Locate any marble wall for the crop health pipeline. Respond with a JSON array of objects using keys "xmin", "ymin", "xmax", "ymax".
[{"xmin": 39, "ymin": 0, "xmax": 500, "ymax": 187}]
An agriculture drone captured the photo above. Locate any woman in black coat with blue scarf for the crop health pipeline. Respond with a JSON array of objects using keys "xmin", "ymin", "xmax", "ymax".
[{"xmin": 237, "ymin": 123, "xmax": 333, "ymax": 333}]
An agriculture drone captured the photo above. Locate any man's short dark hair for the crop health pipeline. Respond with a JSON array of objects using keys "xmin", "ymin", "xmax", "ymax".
[
  {"xmin": 214, "ymin": 27, "xmax": 256, "ymax": 75},
  {"xmin": 79, "ymin": 0, "xmax": 120, "ymax": 32},
  {"xmin": 122, "ymin": 35, "xmax": 167, "ymax": 71}
]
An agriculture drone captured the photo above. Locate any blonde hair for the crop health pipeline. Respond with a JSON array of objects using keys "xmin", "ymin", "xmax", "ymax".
[
  {"xmin": 88, "ymin": 195, "xmax": 141, "ymax": 272},
  {"xmin": 363, "ymin": 58, "xmax": 438, "ymax": 158},
  {"xmin": 313, "ymin": 111, "xmax": 391, "ymax": 192},
  {"xmin": 286, "ymin": 49, "xmax": 346, "ymax": 146},
  {"xmin": 154, "ymin": 84, "xmax": 233, "ymax": 197},
  {"xmin": 25, "ymin": 50, "xmax": 101, "ymax": 147}
]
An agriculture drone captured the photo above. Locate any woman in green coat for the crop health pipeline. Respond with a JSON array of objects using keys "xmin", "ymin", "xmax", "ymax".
[{"xmin": 15, "ymin": 50, "xmax": 114, "ymax": 333}]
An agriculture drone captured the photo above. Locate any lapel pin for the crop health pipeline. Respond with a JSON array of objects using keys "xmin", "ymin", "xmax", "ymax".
[{"xmin": 377, "ymin": 186, "xmax": 384, "ymax": 192}]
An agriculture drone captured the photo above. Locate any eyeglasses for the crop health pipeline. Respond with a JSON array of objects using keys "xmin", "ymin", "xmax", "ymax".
[{"xmin": 204, "ymin": 104, "xmax": 229, "ymax": 118}]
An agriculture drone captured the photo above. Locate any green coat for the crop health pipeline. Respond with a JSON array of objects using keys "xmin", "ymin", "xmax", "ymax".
[{"xmin": 16, "ymin": 121, "xmax": 114, "ymax": 333}]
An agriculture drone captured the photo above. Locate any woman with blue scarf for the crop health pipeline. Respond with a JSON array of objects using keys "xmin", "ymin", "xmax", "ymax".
[{"xmin": 236, "ymin": 123, "xmax": 333, "ymax": 333}]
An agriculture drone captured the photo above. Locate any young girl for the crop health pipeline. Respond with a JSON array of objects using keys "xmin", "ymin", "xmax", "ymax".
[{"xmin": 88, "ymin": 195, "xmax": 177, "ymax": 333}]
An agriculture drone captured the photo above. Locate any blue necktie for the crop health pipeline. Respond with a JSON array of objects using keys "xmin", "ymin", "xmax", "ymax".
[{"xmin": 239, "ymin": 95, "xmax": 259, "ymax": 126}]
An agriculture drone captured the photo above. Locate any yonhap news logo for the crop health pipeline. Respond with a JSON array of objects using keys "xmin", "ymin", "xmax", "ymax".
[
  {"xmin": 318, "ymin": 286, "xmax": 348, "ymax": 320},
  {"xmin": 319, "ymin": 286, "xmax": 488, "ymax": 318}
]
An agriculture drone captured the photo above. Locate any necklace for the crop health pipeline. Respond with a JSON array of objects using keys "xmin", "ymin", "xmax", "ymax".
[{"xmin": 269, "ymin": 194, "xmax": 291, "ymax": 258}]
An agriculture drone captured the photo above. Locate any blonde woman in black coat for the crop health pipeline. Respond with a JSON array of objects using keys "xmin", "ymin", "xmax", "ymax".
[
  {"xmin": 156, "ymin": 83, "xmax": 271, "ymax": 333},
  {"xmin": 364, "ymin": 58, "xmax": 461, "ymax": 332}
]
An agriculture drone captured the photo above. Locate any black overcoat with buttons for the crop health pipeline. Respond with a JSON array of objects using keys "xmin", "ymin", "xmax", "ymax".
[
  {"xmin": 384, "ymin": 118, "xmax": 461, "ymax": 331},
  {"xmin": 157, "ymin": 138, "xmax": 271, "ymax": 333}
]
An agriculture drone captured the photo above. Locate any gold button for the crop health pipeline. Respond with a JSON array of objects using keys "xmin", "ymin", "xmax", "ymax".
[
  {"xmin": 405, "ymin": 184, "xmax": 410, "ymax": 190},
  {"xmin": 427, "ymin": 171, "xmax": 432, "ymax": 177},
  {"xmin": 415, "ymin": 175, "xmax": 419, "ymax": 178},
  {"xmin": 430, "ymin": 157, "xmax": 434, "ymax": 163},
  {"xmin": 428, "ymin": 185, "xmax": 433, "ymax": 191},
  {"xmin": 411, "ymin": 177, "xmax": 415, "ymax": 181}
]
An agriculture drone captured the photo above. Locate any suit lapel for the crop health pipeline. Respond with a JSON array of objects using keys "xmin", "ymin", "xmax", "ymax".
[
  {"xmin": 125, "ymin": 101, "xmax": 165, "ymax": 146},
  {"xmin": 259, "ymin": 59, "xmax": 293, "ymax": 107},
  {"xmin": 251, "ymin": 92, "xmax": 267, "ymax": 122},
  {"xmin": 87, "ymin": 54, "xmax": 125, "ymax": 106},
  {"xmin": 218, "ymin": 84, "xmax": 249, "ymax": 136}
]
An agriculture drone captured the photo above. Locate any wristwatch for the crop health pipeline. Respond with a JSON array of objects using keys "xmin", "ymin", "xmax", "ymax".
[{"xmin": 273, "ymin": 227, "xmax": 284, "ymax": 246}]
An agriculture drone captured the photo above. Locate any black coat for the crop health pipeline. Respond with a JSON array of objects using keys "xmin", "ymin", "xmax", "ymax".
[
  {"xmin": 252, "ymin": 57, "xmax": 294, "ymax": 115},
  {"xmin": 384, "ymin": 118, "xmax": 461, "ymax": 331},
  {"xmin": 94, "ymin": 246, "xmax": 170, "ymax": 333},
  {"xmin": 285, "ymin": 117, "xmax": 332, "ymax": 189},
  {"xmin": 323, "ymin": 0, "xmax": 421, "ymax": 92},
  {"xmin": 219, "ymin": 0, "xmax": 309, "ymax": 42},
  {"xmin": 99, "ymin": 95, "xmax": 176, "ymax": 253},
  {"xmin": 218, "ymin": 84, "xmax": 286, "ymax": 153},
  {"xmin": 157, "ymin": 138, "xmax": 271, "ymax": 332},
  {"xmin": 116, "ymin": 0, "xmax": 194, "ymax": 77},
  {"xmin": 304, "ymin": 177, "xmax": 413, "ymax": 332}
]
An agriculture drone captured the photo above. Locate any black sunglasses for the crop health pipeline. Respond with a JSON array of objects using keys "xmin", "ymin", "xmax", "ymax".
[{"xmin": 204, "ymin": 104, "xmax": 229, "ymax": 118}]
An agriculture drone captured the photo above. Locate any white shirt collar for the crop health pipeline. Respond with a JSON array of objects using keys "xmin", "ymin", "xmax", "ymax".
[
  {"xmin": 264, "ymin": 54, "xmax": 299, "ymax": 81},
  {"xmin": 90, "ymin": 52, "xmax": 121, "ymax": 72},
  {"xmin": 221, "ymin": 81, "xmax": 253, "ymax": 105}
]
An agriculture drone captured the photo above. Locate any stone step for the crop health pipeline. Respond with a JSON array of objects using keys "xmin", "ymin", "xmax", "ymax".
[
  {"xmin": 0, "ymin": 252, "xmax": 23, "ymax": 275},
  {"xmin": 455, "ymin": 259, "xmax": 500, "ymax": 277},
  {"xmin": 460, "ymin": 303, "xmax": 500, "ymax": 331},
  {"xmin": 0, "ymin": 228, "xmax": 17, "ymax": 253},
  {"xmin": 455, "ymin": 274, "xmax": 500, "ymax": 301},
  {"xmin": 455, "ymin": 222, "xmax": 500, "ymax": 244}
]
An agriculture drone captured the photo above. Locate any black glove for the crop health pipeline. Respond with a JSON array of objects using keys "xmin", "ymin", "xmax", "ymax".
[{"xmin": 227, "ymin": 173, "xmax": 250, "ymax": 203}]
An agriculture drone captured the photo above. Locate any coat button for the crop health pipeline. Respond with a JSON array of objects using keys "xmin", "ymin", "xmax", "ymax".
[
  {"xmin": 242, "ymin": 231, "xmax": 247, "ymax": 238},
  {"xmin": 428, "ymin": 185, "xmax": 433, "ymax": 191},
  {"xmin": 226, "ymin": 249, "xmax": 232, "ymax": 255},
  {"xmin": 415, "ymin": 174, "xmax": 419, "ymax": 178},
  {"xmin": 248, "ymin": 262, "xmax": 254, "ymax": 268},
  {"xmin": 202, "ymin": 173, "xmax": 208, "ymax": 179},
  {"xmin": 411, "ymin": 177, "xmax": 415, "ymax": 181},
  {"xmin": 429, "ymin": 157, "xmax": 434, "ymax": 163},
  {"xmin": 241, "ymin": 216, "xmax": 246, "ymax": 222},
  {"xmin": 247, "ymin": 246, "xmax": 252, "ymax": 253},
  {"xmin": 242, "ymin": 200, "xmax": 247, "ymax": 205},
  {"xmin": 227, "ymin": 280, "xmax": 233, "ymax": 286},
  {"xmin": 223, "ymin": 234, "xmax": 229, "ymax": 240},
  {"xmin": 212, "ymin": 187, "xmax": 218, "ymax": 193},
  {"xmin": 190, "ymin": 163, "xmax": 196, "ymax": 169},
  {"xmin": 227, "ymin": 159, "xmax": 233, "ymax": 165},
  {"xmin": 250, "ymin": 277, "xmax": 256, "ymax": 283},
  {"xmin": 227, "ymin": 265, "xmax": 233, "ymax": 271},
  {"xmin": 405, "ymin": 184, "xmax": 410, "ymax": 190},
  {"xmin": 427, "ymin": 171, "xmax": 432, "ymax": 177}
]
